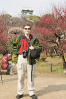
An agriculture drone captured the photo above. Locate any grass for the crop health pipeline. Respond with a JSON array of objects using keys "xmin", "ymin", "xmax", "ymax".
[
  {"xmin": 0, "ymin": 54, "xmax": 66, "ymax": 75},
  {"xmin": 36, "ymin": 56, "xmax": 65, "ymax": 75}
]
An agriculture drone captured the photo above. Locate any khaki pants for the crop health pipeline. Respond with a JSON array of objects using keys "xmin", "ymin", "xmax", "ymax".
[{"xmin": 17, "ymin": 55, "xmax": 36, "ymax": 96}]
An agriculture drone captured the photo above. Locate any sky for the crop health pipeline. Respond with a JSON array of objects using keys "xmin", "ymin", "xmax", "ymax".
[{"xmin": 0, "ymin": 0, "xmax": 66, "ymax": 17}]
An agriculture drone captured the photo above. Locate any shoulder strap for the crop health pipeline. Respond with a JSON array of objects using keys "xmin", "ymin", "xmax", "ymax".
[
  {"xmin": 24, "ymin": 38, "xmax": 31, "ymax": 46},
  {"xmin": 22, "ymin": 39, "xmax": 24, "ymax": 51},
  {"xmin": 25, "ymin": 34, "xmax": 34, "ymax": 46}
]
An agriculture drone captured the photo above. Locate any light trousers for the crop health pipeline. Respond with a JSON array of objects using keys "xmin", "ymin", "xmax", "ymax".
[{"xmin": 17, "ymin": 55, "xmax": 36, "ymax": 96}]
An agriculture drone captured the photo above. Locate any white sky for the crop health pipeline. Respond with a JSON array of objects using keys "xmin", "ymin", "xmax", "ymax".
[{"xmin": 0, "ymin": 0, "xmax": 66, "ymax": 17}]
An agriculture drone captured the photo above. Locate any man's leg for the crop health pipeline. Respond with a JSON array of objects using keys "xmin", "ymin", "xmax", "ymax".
[
  {"xmin": 17, "ymin": 55, "xmax": 27, "ymax": 97},
  {"xmin": 17, "ymin": 55, "xmax": 25, "ymax": 95},
  {"xmin": 27, "ymin": 64, "xmax": 36, "ymax": 96}
]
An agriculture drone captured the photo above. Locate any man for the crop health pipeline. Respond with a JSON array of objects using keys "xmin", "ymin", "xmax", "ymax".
[
  {"xmin": 16, "ymin": 24, "xmax": 38, "ymax": 99},
  {"xmin": 1, "ymin": 50, "xmax": 13, "ymax": 74}
]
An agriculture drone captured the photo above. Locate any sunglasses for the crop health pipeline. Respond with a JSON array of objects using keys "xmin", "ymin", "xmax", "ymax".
[{"xmin": 24, "ymin": 28, "xmax": 31, "ymax": 30}]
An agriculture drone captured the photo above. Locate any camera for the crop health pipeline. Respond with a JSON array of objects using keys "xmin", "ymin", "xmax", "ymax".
[{"xmin": 23, "ymin": 50, "xmax": 28, "ymax": 58}]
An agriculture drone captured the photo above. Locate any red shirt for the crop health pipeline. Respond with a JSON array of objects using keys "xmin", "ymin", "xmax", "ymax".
[
  {"xmin": 19, "ymin": 36, "xmax": 31, "ymax": 54},
  {"xmin": 1, "ymin": 55, "xmax": 12, "ymax": 70}
]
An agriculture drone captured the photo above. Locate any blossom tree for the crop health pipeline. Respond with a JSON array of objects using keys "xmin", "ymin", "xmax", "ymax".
[
  {"xmin": 0, "ymin": 16, "xmax": 8, "ymax": 53},
  {"xmin": 33, "ymin": 7, "xmax": 66, "ymax": 68}
]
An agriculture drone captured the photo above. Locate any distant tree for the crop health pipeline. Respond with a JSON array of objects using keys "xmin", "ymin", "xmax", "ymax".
[
  {"xmin": 0, "ymin": 16, "xmax": 8, "ymax": 53},
  {"xmin": 26, "ymin": 15, "xmax": 40, "ymax": 22},
  {"xmin": 1, "ymin": 14, "xmax": 12, "ymax": 19},
  {"xmin": 33, "ymin": 7, "xmax": 66, "ymax": 68}
]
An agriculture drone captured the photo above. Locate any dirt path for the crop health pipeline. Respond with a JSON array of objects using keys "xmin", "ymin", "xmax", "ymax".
[{"xmin": 0, "ymin": 74, "xmax": 66, "ymax": 99}]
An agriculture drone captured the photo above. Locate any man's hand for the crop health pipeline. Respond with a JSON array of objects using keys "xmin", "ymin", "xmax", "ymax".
[{"xmin": 29, "ymin": 45, "xmax": 34, "ymax": 50}]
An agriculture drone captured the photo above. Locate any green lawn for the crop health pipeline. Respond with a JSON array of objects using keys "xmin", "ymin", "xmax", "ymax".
[
  {"xmin": 0, "ymin": 54, "xmax": 66, "ymax": 75},
  {"xmin": 36, "ymin": 56, "xmax": 65, "ymax": 74}
]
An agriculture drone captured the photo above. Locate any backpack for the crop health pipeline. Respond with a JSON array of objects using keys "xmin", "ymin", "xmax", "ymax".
[
  {"xmin": 29, "ymin": 38, "xmax": 42, "ymax": 59},
  {"xmin": 30, "ymin": 49, "xmax": 40, "ymax": 59}
]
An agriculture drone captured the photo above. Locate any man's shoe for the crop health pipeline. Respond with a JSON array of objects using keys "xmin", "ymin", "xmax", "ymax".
[
  {"xmin": 16, "ymin": 94, "xmax": 24, "ymax": 99},
  {"xmin": 31, "ymin": 95, "xmax": 37, "ymax": 99}
]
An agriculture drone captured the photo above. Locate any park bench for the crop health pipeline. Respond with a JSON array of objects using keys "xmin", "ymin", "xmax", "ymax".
[{"xmin": 0, "ymin": 69, "xmax": 8, "ymax": 75}]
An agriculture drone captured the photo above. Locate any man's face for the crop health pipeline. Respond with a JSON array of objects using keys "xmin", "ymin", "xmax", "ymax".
[{"xmin": 23, "ymin": 25, "xmax": 31, "ymax": 35}]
